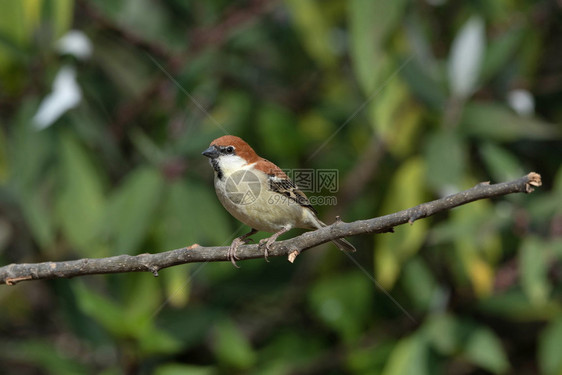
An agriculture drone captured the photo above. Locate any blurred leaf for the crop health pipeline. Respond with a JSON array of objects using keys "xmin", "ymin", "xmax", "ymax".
[
  {"xmin": 47, "ymin": 0, "xmax": 74, "ymax": 39},
  {"xmin": 401, "ymin": 258, "xmax": 437, "ymax": 311},
  {"xmin": 539, "ymin": 318, "xmax": 562, "ymax": 375},
  {"xmin": 0, "ymin": 0, "xmax": 42, "ymax": 47},
  {"xmin": 0, "ymin": 339, "xmax": 87, "ymax": 375},
  {"xmin": 161, "ymin": 265, "xmax": 190, "ymax": 308},
  {"xmin": 478, "ymin": 290, "xmax": 562, "ymax": 320},
  {"xmin": 479, "ymin": 142, "xmax": 523, "ymax": 182},
  {"xmin": 123, "ymin": 273, "xmax": 162, "ymax": 327},
  {"xmin": 212, "ymin": 319, "xmax": 256, "ymax": 370},
  {"xmin": 424, "ymin": 130, "xmax": 467, "ymax": 192},
  {"xmin": 422, "ymin": 314, "xmax": 461, "ymax": 355},
  {"xmin": 137, "ymin": 322, "xmax": 182, "ymax": 355},
  {"xmin": 95, "ymin": 37, "xmax": 153, "ymax": 98},
  {"xmin": 8, "ymin": 103, "xmax": 57, "ymax": 248},
  {"xmin": 285, "ymin": 0, "xmax": 336, "ymax": 68},
  {"xmin": 157, "ymin": 307, "xmax": 221, "ymax": 351},
  {"xmin": 401, "ymin": 56, "xmax": 447, "ymax": 109},
  {"xmin": 155, "ymin": 180, "xmax": 231, "ymax": 251},
  {"xmin": 258, "ymin": 330, "xmax": 324, "ymax": 374},
  {"xmin": 460, "ymin": 102, "xmax": 560, "ymax": 141},
  {"xmin": 346, "ymin": 341, "xmax": 394, "ymax": 374},
  {"xmin": 448, "ymin": 16, "xmax": 485, "ymax": 98},
  {"xmin": 451, "ymin": 199, "xmax": 501, "ymax": 297},
  {"xmin": 481, "ymin": 27, "xmax": 524, "ymax": 82},
  {"xmin": 74, "ymin": 279, "xmax": 180, "ymax": 355},
  {"xmin": 56, "ymin": 132, "xmax": 106, "ymax": 255},
  {"xmin": 95, "ymin": 0, "xmax": 176, "ymax": 49},
  {"xmin": 371, "ymin": 77, "xmax": 423, "ymax": 157},
  {"xmin": 256, "ymin": 103, "xmax": 301, "ymax": 163},
  {"xmin": 20, "ymin": 190, "xmax": 56, "ymax": 248},
  {"xmin": 104, "ymin": 166, "xmax": 164, "ymax": 254},
  {"xmin": 376, "ymin": 157, "xmax": 427, "ymax": 288},
  {"xmin": 382, "ymin": 334, "xmax": 429, "ymax": 375},
  {"xmin": 520, "ymin": 236, "xmax": 551, "ymax": 305},
  {"xmin": 348, "ymin": 0, "xmax": 408, "ymax": 94},
  {"xmin": 308, "ymin": 272, "xmax": 372, "ymax": 341},
  {"xmin": 462, "ymin": 253, "xmax": 494, "ymax": 297},
  {"xmin": 73, "ymin": 281, "xmax": 128, "ymax": 336},
  {"xmin": 372, "ymin": 78, "xmax": 408, "ymax": 137},
  {"xmin": 463, "ymin": 327, "xmax": 510, "ymax": 374},
  {"xmin": 154, "ymin": 364, "xmax": 216, "ymax": 375}
]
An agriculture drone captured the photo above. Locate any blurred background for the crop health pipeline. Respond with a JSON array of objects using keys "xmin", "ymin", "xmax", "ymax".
[{"xmin": 1, "ymin": 0, "xmax": 562, "ymax": 374}]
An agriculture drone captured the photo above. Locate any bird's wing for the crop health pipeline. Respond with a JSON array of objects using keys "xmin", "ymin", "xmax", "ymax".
[{"xmin": 254, "ymin": 158, "xmax": 318, "ymax": 215}]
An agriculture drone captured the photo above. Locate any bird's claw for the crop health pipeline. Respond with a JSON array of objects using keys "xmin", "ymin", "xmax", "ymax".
[
  {"xmin": 258, "ymin": 238, "xmax": 272, "ymax": 262},
  {"xmin": 228, "ymin": 237, "xmax": 244, "ymax": 268}
]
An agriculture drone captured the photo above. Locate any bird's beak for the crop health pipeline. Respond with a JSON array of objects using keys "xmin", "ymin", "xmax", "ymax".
[{"xmin": 202, "ymin": 145, "xmax": 219, "ymax": 158}]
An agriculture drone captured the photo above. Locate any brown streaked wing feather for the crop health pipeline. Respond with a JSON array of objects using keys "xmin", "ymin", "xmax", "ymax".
[{"xmin": 255, "ymin": 159, "xmax": 318, "ymax": 215}]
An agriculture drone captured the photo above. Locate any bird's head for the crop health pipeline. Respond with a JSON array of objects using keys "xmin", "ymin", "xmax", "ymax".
[{"xmin": 202, "ymin": 135, "xmax": 260, "ymax": 178}]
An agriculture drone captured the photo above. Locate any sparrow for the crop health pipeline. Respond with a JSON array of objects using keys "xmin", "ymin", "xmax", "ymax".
[{"xmin": 202, "ymin": 135, "xmax": 356, "ymax": 267}]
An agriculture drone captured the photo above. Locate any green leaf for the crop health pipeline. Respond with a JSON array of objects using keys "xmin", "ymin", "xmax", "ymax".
[
  {"xmin": 95, "ymin": 37, "xmax": 153, "ymax": 98},
  {"xmin": 422, "ymin": 314, "xmax": 461, "ymax": 355},
  {"xmin": 478, "ymin": 290, "xmax": 562, "ymax": 320},
  {"xmin": 155, "ymin": 180, "xmax": 231, "ymax": 251},
  {"xmin": 401, "ymin": 258, "xmax": 437, "ymax": 311},
  {"xmin": 56, "ymin": 133, "xmax": 106, "ymax": 255},
  {"xmin": 520, "ymin": 236, "xmax": 551, "ymax": 305},
  {"xmin": 382, "ymin": 335, "xmax": 429, "ymax": 375},
  {"xmin": 479, "ymin": 142, "xmax": 523, "ymax": 182},
  {"xmin": 463, "ymin": 327, "xmax": 510, "ymax": 374},
  {"xmin": 73, "ymin": 279, "xmax": 180, "ymax": 355},
  {"xmin": 348, "ymin": 0, "xmax": 408, "ymax": 94},
  {"xmin": 0, "ymin": 339, "xmax": 87, "ymax": 375},
  {"xmin": 73, "ymin": 281, "xmax": 129, "ymax": 336},
  {"xmin": 460, "ymin": 102, "xmax": 560, "ymax": 141},
  {"xmin": 308, "ymin": 272, "xmax": 372, "ymax": 341},
  {"xmin": 258, "ymin": 330, "xmax": 324, "ymax": 373},
  {"xmin": 285, "ymin": 0, "xmax": 337, "ymax": 68},
  {"xmin": 539, "ymin": 318, "xmax": 562, "ymax": 375},
  {"xmin": 370, "ymin": 78, "xmax": 423, "ymax": 157},
  {"xmin": 212, "ymin": 319, "xmax": 256, "ymax": 370},
  {"xmin": 9, "ymin": 103, "xmax": 56, "ymax": 248},
  {"xmin": 155, "ymin": 364, "xmax": 216, "ymax": 375},
  {"xmin": 256, "ymin": 103, "xmax": 301, "ymax": 162},
  {"xmin": 161, "ymin": 265, "xmax": 190, "ymax": 308},
  {"xmin": 450, "ymin": 199, "xmax": 500, "ymax": 297},
  {"xmin": 0, "ymin": 0, "xmax": 42, "ymax": 47},
  {"xmin": 347, "ymin": 341, "xmax": 394, "ymax": 374},
  {"xmin": 104, "ymin": 166, "xmax": 164, "ymax": 253},
  {"xmin": 47, "ymin": 0, "xmax": 74, "ymax": 39},
  {"xmin": 376, "ymin": 157, "xmax": 428, "ymax": 288},
  {"xmin": 424, "ymin": 130, "xmax": 467, "ymax": 192},
  {"xmin": 481, "ymin": 27, "xmax": 524, "ymax": 82}
]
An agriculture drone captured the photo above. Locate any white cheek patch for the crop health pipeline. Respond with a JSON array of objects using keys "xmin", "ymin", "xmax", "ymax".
[{"xmin": 217, "ymin": 155, "xmax": 249, "ymax": 175}]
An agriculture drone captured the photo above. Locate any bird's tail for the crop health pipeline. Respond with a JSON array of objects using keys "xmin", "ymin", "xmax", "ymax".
[{"xmin": 314, "ymin": 219, "xmax": 356, "ymax": 252}]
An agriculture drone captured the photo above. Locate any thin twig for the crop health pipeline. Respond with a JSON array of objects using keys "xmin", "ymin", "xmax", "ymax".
[{"xmin": 0, "ymin": 173, "xmax": 541, "ymax": 285}]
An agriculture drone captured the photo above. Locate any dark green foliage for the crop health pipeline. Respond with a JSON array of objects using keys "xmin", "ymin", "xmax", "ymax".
[{"xmin": 0, "ymin": 0, "xmax": 561, "ymax": 373}]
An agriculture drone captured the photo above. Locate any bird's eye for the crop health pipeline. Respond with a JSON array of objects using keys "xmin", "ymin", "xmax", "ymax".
[{"xmin": 225, "ymin": 146, "xmax": 234, "ymax": 154}]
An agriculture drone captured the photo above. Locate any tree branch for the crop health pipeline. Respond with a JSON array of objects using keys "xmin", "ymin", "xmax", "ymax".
[{"xmin": 0, "ymin": 173, "xmax": 542, "ymax": 285}]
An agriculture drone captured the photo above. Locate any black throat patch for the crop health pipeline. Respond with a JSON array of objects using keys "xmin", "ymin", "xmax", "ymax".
[{"xmin": 210, "ymin": 158, "xmax": 223, "ymax": 180}]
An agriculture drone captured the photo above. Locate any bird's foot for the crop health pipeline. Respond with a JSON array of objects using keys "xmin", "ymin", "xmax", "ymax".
[
  {"xmin": 258, "ymin": 226, "xmax": 291, "ymax": 263},
  {"xmin": 258, "ymin": 237, "xmax": 274, "ymax": 262},
  {"xmin": 228, "ymin": 237, "xmax": 244, "ymax": 268},
  {"xmin": 228, "ymin": 229, "xmax": 258, "ymax": 268}
]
